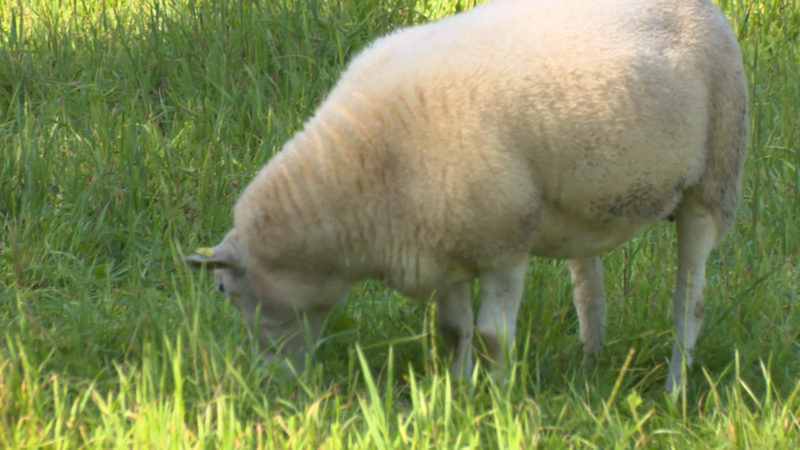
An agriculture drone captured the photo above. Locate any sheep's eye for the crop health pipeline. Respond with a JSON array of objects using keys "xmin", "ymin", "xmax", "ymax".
[{"xmin": 217, "ymin": 282, "xmax": 225, "ymax": 293}]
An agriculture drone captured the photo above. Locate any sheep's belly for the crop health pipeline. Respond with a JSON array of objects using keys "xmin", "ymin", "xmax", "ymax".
[
  {"xmin": 527, "ymin": 215, "xmax": 643, "ymax": 259},
  {"xmin": 528, "ymin": 196, "xmax": 678, "ymax": 259}
]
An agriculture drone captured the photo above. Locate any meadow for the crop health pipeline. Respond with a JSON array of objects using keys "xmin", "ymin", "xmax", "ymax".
[{"xmin": 1, "ymin": 0, "xmax": 798, "ymax": 446}]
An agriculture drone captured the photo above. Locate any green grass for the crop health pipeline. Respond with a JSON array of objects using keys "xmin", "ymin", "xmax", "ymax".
[{"xmin": 1, "ymin": 0, "xmax": 798, "ymax": 446}]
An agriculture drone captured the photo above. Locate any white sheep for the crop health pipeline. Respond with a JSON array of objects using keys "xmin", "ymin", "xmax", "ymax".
[{"xmin": 189, "ymin": 0, "xmax": 748, "ymax": 391}]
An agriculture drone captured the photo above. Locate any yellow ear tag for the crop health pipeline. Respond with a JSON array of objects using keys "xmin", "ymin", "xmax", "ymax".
[{"xmin": 195, "ymin": 247, "xmax": 216, "ymax": 258}]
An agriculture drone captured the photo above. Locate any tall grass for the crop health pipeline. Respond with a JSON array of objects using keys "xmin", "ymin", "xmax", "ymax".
[{"xmin": 1, "ymin": 0, "xmax": 799, "ymax": 446}]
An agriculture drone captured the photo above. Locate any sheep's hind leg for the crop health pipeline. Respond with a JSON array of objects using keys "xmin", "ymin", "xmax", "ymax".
[
  {"xmin": 666, "ymin": 198, "xmax": 719, "ymax": 392},
  {"xmin": 475, "ymin": 258, "xmax": 528, "ymax": 375},
  {"xmin": 436, "ymin": 281, "xmax": 474, "ymax": 380},
  {"xmin": 567, "ymin": 257, "xmax": 606, "ymax": 363}
]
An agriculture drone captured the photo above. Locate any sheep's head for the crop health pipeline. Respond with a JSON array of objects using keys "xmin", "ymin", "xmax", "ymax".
[{"xmin": 187, "ymin": 235, "xmax": 340, "ymax": 374}]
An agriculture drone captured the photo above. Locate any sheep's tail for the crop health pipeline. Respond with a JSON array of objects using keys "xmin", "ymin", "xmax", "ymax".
[{"xmin": 698, "ymin": 29, "xmax": 749, "ymax": 240}]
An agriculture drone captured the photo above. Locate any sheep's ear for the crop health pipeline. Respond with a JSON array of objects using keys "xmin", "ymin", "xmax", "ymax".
[{"xmin": 186, "ymin": 242, "xmax": 241, "ymax": 270}]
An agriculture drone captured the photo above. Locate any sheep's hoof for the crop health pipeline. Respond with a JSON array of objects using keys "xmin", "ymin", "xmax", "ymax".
[{"xmin": 581, "ymin": 347, "xmax": 604, "ymax": 372}]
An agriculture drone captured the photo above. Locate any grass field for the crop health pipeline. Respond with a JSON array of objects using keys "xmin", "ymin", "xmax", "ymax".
[{"xmin": 1, "ymin": 0, "xmax": 798, "ymax": 446}]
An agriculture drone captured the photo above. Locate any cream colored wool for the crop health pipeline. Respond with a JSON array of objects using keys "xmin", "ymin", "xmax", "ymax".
[{"xmin": 190, "ymin": 0, "xmax": 747, "ymax": 391}]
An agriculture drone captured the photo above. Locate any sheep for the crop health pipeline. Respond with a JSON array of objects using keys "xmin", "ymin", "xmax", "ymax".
[{"xmin": 188, "ymin": 0, "xmax": 748, "ymax": 391}]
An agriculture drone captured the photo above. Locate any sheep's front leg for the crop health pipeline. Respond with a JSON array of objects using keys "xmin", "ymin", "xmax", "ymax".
[
  {"xmin": 436, "ymin": 281, "xmax": 474, "ymax": 380},
  {"xmin": 666, "ymin": 200, "xmax": 718, "ymax": 392},
  {"xmin": 567, "ymin": 257, "xmax": 606, "ymax": 359},
  {"xmin": 476, "ymin": 259, "xmax": 528, "ymax": 373}
]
